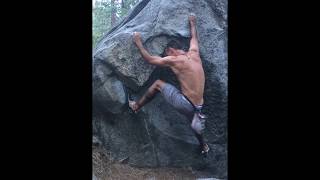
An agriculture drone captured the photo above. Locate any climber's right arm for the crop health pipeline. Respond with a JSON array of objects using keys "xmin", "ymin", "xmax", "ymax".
[
  {"xmin": 133, "ymin": 32, "xmax": 173, "ymax": 67},
  {"xmin": 188, "ymin": 15, "xmax": 199, "ymax": 53}
]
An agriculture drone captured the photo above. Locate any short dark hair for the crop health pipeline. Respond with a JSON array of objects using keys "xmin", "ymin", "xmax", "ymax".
[{"xmin": 166, "ymin": 40, "xmax": 183, "ymax": 50}]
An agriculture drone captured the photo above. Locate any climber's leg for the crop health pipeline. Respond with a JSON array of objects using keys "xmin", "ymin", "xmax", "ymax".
[
  {"xmin": 194, "ymin": 132, "xmax": 204, "ymax": 147},
  {"xmin": 193, "ymin": 131, "xmax": 209, "ymax": 154},
  {"xmin": 129, "ymin": 79, "xmax": 165, "ymax": 113},
  {"xmin": 160, "ymin": 83, "xmax": 195, "ymax": 117}
]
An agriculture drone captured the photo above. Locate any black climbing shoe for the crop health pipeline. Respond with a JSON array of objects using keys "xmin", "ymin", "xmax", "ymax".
[
  {"xmin": 201, "ymin": 143, "xmax": 210, "ymax": 157},
  {"xmin": 124, "ymin": 86, "xmax": 136, "ymax": 114}
]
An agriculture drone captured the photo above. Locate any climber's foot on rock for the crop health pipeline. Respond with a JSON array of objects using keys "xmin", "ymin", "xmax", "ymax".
[
  {"xmin": 201, "ymin": 143, "xmax": 210, "ymax": 156},
  {"xmin": 128, "ymin": 100, "xmax": 139, "ymax": 114}
]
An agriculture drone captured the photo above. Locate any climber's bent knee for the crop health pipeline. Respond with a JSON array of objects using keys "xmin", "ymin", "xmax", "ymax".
[{"xmin": 153, "ymin": 79, "xmax": 166, "ymax": 91}]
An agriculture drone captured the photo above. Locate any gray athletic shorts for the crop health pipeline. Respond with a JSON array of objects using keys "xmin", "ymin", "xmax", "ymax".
[
  {"xmin": 161, "ymin": 83, "xmax": 206, "ymax": 134},
  {"xmin": 160, "ymin": 83, "xmax": 195, "ymax": 119}
]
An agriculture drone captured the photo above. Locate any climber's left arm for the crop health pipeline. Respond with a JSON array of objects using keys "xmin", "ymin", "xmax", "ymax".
[{"xmin": 133, "ymin": 32, "xmax": 174, "ymax": 67}]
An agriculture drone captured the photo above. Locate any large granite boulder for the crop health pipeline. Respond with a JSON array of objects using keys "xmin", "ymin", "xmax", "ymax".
[{"xmin": 93, "ymin": 0, "xmax": 227, "ymax": 178}]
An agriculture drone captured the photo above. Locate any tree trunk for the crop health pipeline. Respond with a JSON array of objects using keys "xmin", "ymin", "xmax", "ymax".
[
  {"xmin": 111, "ymin": 0, "xmax": 117, "ymax": 27},
  {"xmin": 121, "ymin": 0, "xmax": 125, "ymax": 9}
]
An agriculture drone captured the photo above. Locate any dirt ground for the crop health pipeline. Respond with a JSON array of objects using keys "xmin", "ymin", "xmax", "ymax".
[{"xmin": 92, "ymin": 145, "xmax": 215, "ymax": 180}]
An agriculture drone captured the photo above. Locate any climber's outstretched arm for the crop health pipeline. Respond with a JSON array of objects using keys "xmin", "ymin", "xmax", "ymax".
[
  {"xmin": 133, "ymin": 32, "xmax": 173, "ymax": 67},
  {"xmin": 188, "ymin": 15, "xmax": 199, "ymax": 53}
]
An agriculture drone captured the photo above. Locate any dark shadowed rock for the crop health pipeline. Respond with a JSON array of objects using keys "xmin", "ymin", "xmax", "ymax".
[
  {"xmin": 93, "ymin": 62, "xmax": 126, "ymax": 114},
  {"xmin": 93, "ymin": 0, "xmax": 227, "ymax": 179},
  {"xmin": 93, "ymin": 76, "xmax": 126, "ymax": 114}
]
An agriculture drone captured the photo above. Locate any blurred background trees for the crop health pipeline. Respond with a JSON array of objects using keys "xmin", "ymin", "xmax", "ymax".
[{"xmin": 93, "ymin": 0, "xmax": 140, "ymax": 47}]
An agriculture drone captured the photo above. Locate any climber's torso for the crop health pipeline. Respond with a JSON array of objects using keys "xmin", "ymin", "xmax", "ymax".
[{"xmin": 168, "ymin": 51, "xmax": 205, "ymax": 106}]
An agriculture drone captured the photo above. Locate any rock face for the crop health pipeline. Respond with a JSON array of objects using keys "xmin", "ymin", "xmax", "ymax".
[{"xmin": 93, "ymin": 0, "xmax": 227, "ymax": 179}]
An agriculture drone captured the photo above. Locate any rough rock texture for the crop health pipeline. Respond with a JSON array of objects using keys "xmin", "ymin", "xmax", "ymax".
[{"xmin": 93, "ymin": 0, "xmax": 227, "ymax": 179}]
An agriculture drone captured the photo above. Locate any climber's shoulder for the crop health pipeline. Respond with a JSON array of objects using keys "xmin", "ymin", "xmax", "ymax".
[{"xmin": 161, "ymin": 55, "xmax": 183, "ymax": 65}]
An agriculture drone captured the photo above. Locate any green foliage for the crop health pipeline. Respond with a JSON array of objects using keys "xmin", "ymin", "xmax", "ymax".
[{"xmin": 93, "ymin": 0, "xmax": 140, "ymax": 48}]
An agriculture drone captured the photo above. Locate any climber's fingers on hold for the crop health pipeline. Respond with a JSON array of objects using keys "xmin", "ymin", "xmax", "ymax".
[
  {"xmin": 189, "ymin": 13, "xmax": 196, "ymax": 21},
  {"xmin": 133, "ymin": 32, "xmax": 140, "ymax": 38},
  {"xmin": 132, "ymin": 32, "xmax": 142, "ymax": 44}
]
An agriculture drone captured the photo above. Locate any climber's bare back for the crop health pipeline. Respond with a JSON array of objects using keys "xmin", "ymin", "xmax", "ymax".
[{"xmin": 165, "ymin": 51, "xmax": 205, "ymax": 105}]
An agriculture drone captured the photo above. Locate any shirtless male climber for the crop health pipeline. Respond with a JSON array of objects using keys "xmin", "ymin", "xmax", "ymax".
[{"xmin": 129, "ymin": 15, "xmax": 210, "ymax": 154}]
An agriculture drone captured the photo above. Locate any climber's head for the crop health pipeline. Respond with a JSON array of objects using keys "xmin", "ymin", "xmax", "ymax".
[
  {"xmin": 165, "ymin": 40, "xmax": 187, "ymax": 56},
  {"xmin": 165, "ymin": 47, "xmax": 186, "ymax": 56}
]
